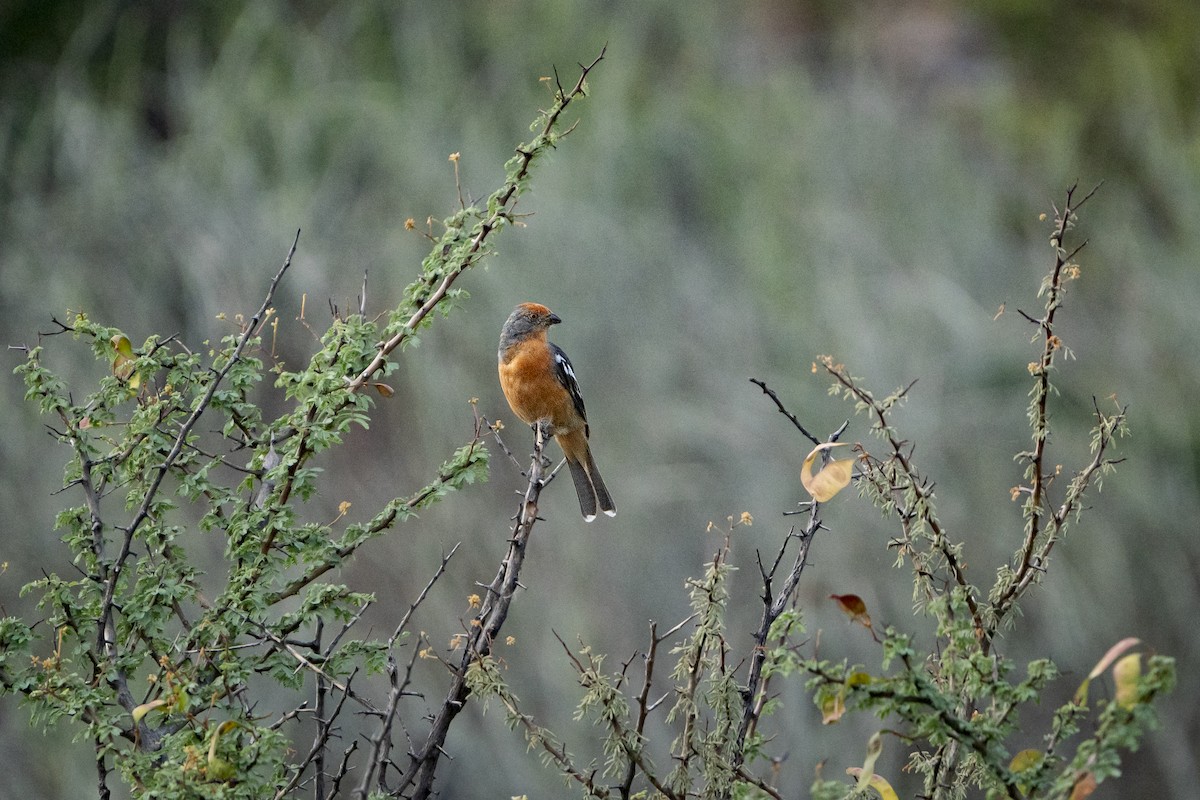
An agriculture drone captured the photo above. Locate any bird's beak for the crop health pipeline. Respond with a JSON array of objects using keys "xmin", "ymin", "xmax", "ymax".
[{"xmin": 547, "ymin": 313, "xmax": 562, "ymax": 325}]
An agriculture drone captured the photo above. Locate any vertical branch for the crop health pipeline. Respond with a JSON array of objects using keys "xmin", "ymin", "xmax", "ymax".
[
  {"xmin": 339, "ymin": 544, "xmax": 460, "ymax": 800},
  {"xmin": 314, "ymin": 668, "xmax": 327, "ymax": 800},
  {"xmin": 346, "ymin": 46, "xmax": 606, "ymax": 393},
  {"xmin": 390, "ymin": 433, "xmax": 549, "ymax": 799},
  {"xmin": 733, "ymin": 384, "xmax": 845, "ymax": 775},
  {"xmin": 989, "ymin": 182, "xmax": 1102, "ymax": 637},
  {"xmin": 620, "ymin": 621, "xmax": 663, "ymax": 798},
  {"xmin": 94, "ymin": 739, "xmax": 111, "ymax": 800}
]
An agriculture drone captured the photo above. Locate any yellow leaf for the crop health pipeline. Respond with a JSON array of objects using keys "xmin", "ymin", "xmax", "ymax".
[
  {"xmin": 372, "ymin": 382, "xmax": 395, "ymax": 397},
  {"xmin": 206, "ymin": 756, "xmax": 236, "ymax": 782},
  {"xmin": 1010, "ymin": 749, "xmax": 1042, "ymax": 773},
  {"xmin": 111, "ymin": 333, "xmax": 135, "ymax": 359},
  {"xmin": 801, "ymin": 442, "xmax": 854, "ymax": 501},
  {"xmin": 1076, "ymin": 637, "xmax": 1140, "ymax": 706},
  {"xmin": 846, "ymin": 671, "xmax": 872, "ymax": 687},
  {"xmin": 1010, "ymin": 748, "xmax": 1044, "ymax": 795},
  {"xmin": 1113, "ymin": 652, "xmax": 1141, "ymax": 709},
  {"xmin": 110, "ymin": 333, "xmax": 141, "ymax": 389},
  {"xmin": 845, "ymin": 768, "xmax": 899, "ymax": 800},
  {"xmin": 208, "ymin": 719, "xmax": 240, "ymax": 769},
  {"xmin": 111, "ymin": 335, "xmax": 137, "ymax": 386},
  {"xmin": 131, "ymin": 698, "xmax": 167, "ymax": 723}
]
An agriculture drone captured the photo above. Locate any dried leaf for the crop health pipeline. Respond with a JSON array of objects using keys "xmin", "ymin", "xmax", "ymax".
[
  {"xmin": 372, "ymin": 382, "xmax": 395, "ymax": 397},
  {"xmin": 801, "ymin": 442, "xmax": 854, "ymax": 501},
  {"xmin": 829, "ymin": 593, "xmax": 872, "ymax": 628},
  {"xmin": 845, "ymin": 768, "xmax": 900, "ymax": 800},
  {"xmin": 1088, "ymin": 637, "xmax": 1141, "ymax": 680},
  {"xmin": 1069, "ymin": 772, "xmax": 1098, "ymax": 800},
  {"xmin": 820, "ymin": 691, "xmax": 845, "ymax": 724},
  {"xmin": 111, "ymin": 333, "xmax": 134, "ymax": 360}
]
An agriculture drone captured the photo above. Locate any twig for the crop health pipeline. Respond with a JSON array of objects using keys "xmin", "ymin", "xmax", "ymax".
[
  {"xmin": 988, "ymin": 182, "xmax": 1105, "ymax": 642},
  {"xmin": 347, "ymin": 46, "xmax": 606, "ymax": 392},
  {"xmin": 392, "ymin": 432, "xmax": 550, "ymax": 799},
  {"xmin": 618, "ymin": 621, "xmax": 662, "ymax": 798},
  {"xmin": 733, "ymin": 499, "xmax": 821, "ymax": 766},
  {"xmin": 749, "ymin": 378, "xmax": 821, "ymax": 446},
  {"xmin": 353, "ymin": 650, "xmax": 407, "ymax": 799},
  {"xmin": 825, "ymin": 364, "xmax": 986, "ymax": 645},
  {"xmin": 390, "ymin": 543, "xmax": 461, "ymax": 648},
  {"xmin": 272, "ymin": 669, "xmax": 357, "ymax": 800},
  {"xmin": 556, "ymin": 631, "xmax": 683, "ymax": 800}
]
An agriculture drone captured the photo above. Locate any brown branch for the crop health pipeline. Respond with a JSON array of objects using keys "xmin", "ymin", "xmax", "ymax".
[
  {"xmin": 1008, "ymin": 403, "xmax": 1126, "ymax": 603},
  {"xmin": 556, "ymin": 631, "xmax": 683, "ymax": 800},
  {"xmin": 988, "ymin": 183, "xmax": 1104, "ymax": 639},
  {"xmin": 727, "ymin": 389, "xmax": 851, "ymax": 777},
  {"xmin": 272, "ymin": 668, "xmax": 357, "ymax": 800},
  {"xmin": 390, "ymin": 432, "xmax": 550, "ymax": 799},
  {"xmin": 825, "ymin": 365, "xmax": 987, "ymax": 647},
  {"xmin": 346, "ymin": 46, "xmax": 606, "ymax": 393},
  {"xmin": 95, "ymin": 737, "xmax": 112, "ymax": 800},
  {"xmin": 731, "ymin": 417, "xmax": 842, "ymax": 775},
  {"xmin": 749, "ymin": 377, "xmax": 821, "ymax": 446},
  {"xmin": 620, "ymin": 620, "xmax": 663, "ymax": 798}
]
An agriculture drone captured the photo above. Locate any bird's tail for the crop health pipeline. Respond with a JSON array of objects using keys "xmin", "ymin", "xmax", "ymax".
[{"xmin": 566, "ymin": 448, "xmax": 616, "ymax": 522}]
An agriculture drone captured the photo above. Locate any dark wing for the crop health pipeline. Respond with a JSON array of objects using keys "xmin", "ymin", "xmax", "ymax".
[{"xmin": 550, "ymin": 342, "xmax": 589, "ymax": 435}]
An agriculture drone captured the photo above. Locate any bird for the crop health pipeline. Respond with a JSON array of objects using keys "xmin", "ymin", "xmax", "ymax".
[{"xmin": 497, "ymin": 302, "xmax": 616, "ymax": 521}]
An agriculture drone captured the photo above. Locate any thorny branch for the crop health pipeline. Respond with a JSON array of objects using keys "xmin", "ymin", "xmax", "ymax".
[
  {"xmin": 8, "ymin": 46, "xmax": 615, "ymax": 800},
  {"xmin": 346, "ymin": 46, "xmax": 606, "ymax": 393},
  {"xmin": 822, "ymin": 361, "xmax": 987, "ymax": 644},
  {"xmin": 389, "ymin": 430, "xmax": 550, "ymax": 799},
  {"xmin": 733, "ymin": 381, "xmax": 845, "ymax": 775},
  {"xmin": 555, "ymin": 631, "xmax": 684, "ymax": 800},
  {"xmin": 987, "ymin": 182, "xmax": 1109, "ymax": 639},
  {"xmin": 271, "ymin": 544, "xmax": 461, "ymax": 798},
  {"xmin": 749, "ymin": 377, "xmax": 821, "ymax": 447}
]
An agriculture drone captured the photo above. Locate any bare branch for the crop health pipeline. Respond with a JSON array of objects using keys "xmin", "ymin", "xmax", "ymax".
[
  {"xmin": 749, "ymin": 377, "xmax": 821, "ymax": 446},
  {"xmin": 391, "ymin": 430, "xmax": 551, "ymax": 799},
  {"xmin": 347, "ymin": 47, "xmax": 606, "ymax": 392}
]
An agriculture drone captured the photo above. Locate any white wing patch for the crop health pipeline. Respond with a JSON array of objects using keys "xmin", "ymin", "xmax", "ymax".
[{"xmin": 550, "ymin": 343, "xmax": 589, "ymax": 427}]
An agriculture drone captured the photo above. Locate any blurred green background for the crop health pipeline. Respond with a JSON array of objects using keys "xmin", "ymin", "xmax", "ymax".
[{"xmin": 2, "ymin": 1, "xmax": 1197, "ymax": 797}]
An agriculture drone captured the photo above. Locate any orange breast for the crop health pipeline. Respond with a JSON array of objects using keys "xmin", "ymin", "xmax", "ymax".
[{"xmin": 498, "ymin": 341, "xmax": 580, "ymax": 432}]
